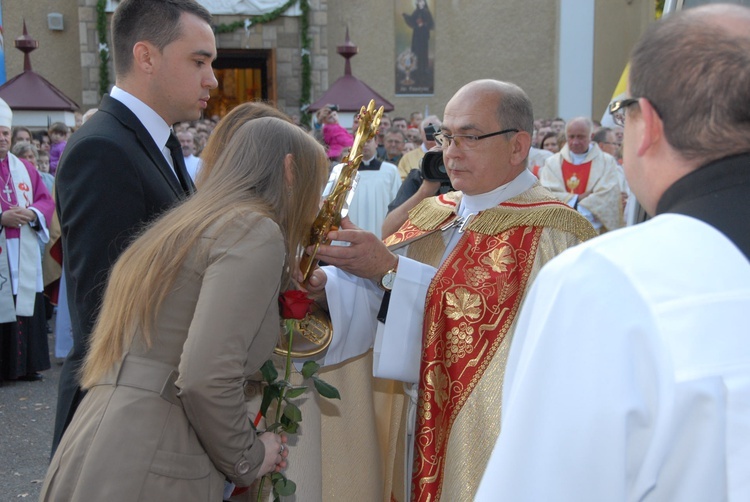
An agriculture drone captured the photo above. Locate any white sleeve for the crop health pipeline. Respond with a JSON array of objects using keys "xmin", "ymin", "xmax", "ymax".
[
  {"xmin": 320, "ymin": 265, "xmax": 383, "ymax": 366},
  {"xmin": 29, "ymin": 207, "xmax": 50, "ymax": 243},
  {"xmin": 475, "ymin": 249, "xmax": 666, "ymax": 502},
  {"xmin": 373, "ymin": 256, "xmax": 436, "ymax": 383}
]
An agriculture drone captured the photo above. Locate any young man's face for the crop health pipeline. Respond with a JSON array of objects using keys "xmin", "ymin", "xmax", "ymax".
[{"xmin": 149, "ymin": 12, "xmax": 218, "ymax": 124}]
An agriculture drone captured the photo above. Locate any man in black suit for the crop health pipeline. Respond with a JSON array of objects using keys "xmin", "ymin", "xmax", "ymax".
[{"xmin": 52, "ymin": 0, "xmax": 218, "ymax": 454}]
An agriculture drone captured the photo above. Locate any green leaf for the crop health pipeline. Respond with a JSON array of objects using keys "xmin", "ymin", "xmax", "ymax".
[
  {"xmin": 313, "ymin": 376, "xmax": 341, "ymax": 400},
  {"xmin": 273, "ymin": 475, "xmax": 297, "ymax": 496},
  {"xmin": 281, "ymin": 419, "xmax": 299, "ymax": 434},
  {"xmin": 284, "ymin": 386, "xmax": 307, "ymax": 399},
  {"xmin": 260, "ymin": 359, "xmax": 278, "ymax": 383},
  {"xmin": 301, "ymin": 360, "xmax": 320, "ymax": 379},
  {"xmin": 282, "ymin": 402, "xmax": 302, "ymax": 422},
  {"xmin": 260, "ymin": 385, "xmax": 280, "ymax": 418},
  {"xmin": 265, "ymin": 421, "xmax": 283, "ymax": 431}
]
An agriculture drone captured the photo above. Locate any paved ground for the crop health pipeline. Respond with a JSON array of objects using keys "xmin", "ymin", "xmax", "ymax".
[{"xmin": 0, "ymin": 327, "xmax": 62, "ymax": 501}]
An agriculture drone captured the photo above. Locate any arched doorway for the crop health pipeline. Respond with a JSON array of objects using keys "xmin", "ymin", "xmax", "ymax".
[{"xmin": 206, "ymin": 49, "xmax": 276, "ymax": 119}]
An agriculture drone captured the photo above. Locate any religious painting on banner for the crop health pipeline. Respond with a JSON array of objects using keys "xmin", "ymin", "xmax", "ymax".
[{"xmin": 395, "ymin": 0, "xmax": 435, "ymax": 95}]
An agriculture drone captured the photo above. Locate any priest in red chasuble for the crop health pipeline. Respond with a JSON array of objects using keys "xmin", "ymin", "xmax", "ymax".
[
  {"xmin": 540, "ymin": 117, "xmax": 625, "ymax": 233},
  {"xmin": 305, "ymin": 80, "xmax": 596, "ymax": 501}
]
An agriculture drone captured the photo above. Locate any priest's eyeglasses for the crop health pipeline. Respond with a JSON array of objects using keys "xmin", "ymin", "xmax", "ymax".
[
  {"xmin": 434, "ymin": 128, "xmax": 519, "ymax": 149},
  {"xmin": 609, "ymin": 98, "xmax": 640, "ymax": 127}
]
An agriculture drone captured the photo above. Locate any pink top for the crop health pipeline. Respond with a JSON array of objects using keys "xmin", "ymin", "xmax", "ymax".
[
  {"xmin": 0, "ymin": 156, "xmax": 54, "ymax": 238},
  {"xmin": 323, "ymin": 123, "xmax": 354, "ymax": 160}
]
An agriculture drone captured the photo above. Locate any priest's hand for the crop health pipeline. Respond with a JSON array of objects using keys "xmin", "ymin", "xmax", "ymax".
[
  {"xmin": 310, "ymin": 217, "xmax": 398, "ymax": 282},
  {"xmin": 1, "ymin": 206, "xmax": 35, "ymax": 228}
]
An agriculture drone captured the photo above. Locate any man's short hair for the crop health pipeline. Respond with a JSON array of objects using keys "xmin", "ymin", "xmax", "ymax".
[
  {"xmin": 421, "ymin": 114, "xmax": 441, "ymax": 131},
  {"xmin": 495, "ymin": 82, "xmax": 534, "ymax": 135},
  {"xmin": 592, "ymin": 127, "xmax": 613, "ymax": 144},
  {"xmin": 565, "ymin": 117, "xmax": 593, "ymax": 136},
  {"xmin": 385, "ymin": 128, "xmax": 406, "ymax": 142},
  {"xmin": 629, "ymin": 5, "xmax": 750, "ymax": 163},
  {"xmin": 112, "ymin": 0, "xmax": 212, "ymax": 78}
]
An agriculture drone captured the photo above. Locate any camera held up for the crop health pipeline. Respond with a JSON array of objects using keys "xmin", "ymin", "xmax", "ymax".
[{"xmin": 420, "ymin": 151, "xmax": 449, "ymax": 183}]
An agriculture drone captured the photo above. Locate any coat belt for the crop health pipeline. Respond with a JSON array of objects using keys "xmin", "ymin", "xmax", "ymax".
[{"xmin": 95, "ymin": 354, "xmax": 182, "ymax": 408}]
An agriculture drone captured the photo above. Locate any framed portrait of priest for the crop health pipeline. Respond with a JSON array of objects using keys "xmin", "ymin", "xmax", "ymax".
[{"xmin": 395, "ymin": 0, "xmax": 435, "ymax": 95}]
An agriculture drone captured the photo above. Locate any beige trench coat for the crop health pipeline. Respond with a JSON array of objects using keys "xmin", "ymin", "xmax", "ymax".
[{"xmin": 41, "ymin": 214, "xmax": 284, "ymax": 501}]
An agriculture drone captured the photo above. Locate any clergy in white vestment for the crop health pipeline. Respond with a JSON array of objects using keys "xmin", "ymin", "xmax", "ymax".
[
  {"xmin": 540, "ymin": 117, "xmax": 624, "ymax": 233},
  {"xmin": 476, "ymin": 6, "xmax": 750, "ymax": 500},
  {"xmin": 0, "ymin": 97, "xmax": 54, "ymax": 383},
  {"xmin": 306, "ymin": 80, "xmax": 595, "ymax": 501}
]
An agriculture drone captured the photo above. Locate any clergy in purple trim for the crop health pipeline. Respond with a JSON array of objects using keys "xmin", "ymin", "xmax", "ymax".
[{"xmin": 0, "ymin": 97, "xmax": 54, "ymax": 384}]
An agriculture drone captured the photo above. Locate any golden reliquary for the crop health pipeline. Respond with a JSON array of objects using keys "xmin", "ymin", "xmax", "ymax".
[{"xmin": 274, "ymin": 100, "xmax": 384, "ymax": 357}]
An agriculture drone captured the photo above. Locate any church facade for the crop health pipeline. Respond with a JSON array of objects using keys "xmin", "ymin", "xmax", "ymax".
[{"xmin": 0, "ymin": 0, "xmax": 653, "ymax": 122}]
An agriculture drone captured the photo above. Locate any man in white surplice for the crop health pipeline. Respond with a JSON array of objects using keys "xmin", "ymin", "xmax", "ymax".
[
  {"xmin": 344, "ymin": 136, "xmax": 401, "ymax": 239},
  {"xmin": 476, "ymin": 5, "xmax": 750, "ymax": 501},
  {"xmin": 305, "ymin": 79, "xmax": 594, "ymax": 501}
]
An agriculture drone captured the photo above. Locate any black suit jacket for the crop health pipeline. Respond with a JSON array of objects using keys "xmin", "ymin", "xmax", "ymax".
[{"xmin": 52, "ymin": 94, "xmax": 194, "ymax": 452}]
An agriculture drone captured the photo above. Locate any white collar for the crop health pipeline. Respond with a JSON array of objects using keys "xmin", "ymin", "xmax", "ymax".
[
  {"xmin": 458, "ymin": 169, "xmax": 537, "ymax": 217},
  {"xmin": 110, "ymin": 86, "xmax": 172, "ymax": 152},
  {"xmin": 362, "ymin": 154, "xmax": 377, "ymax": 164},
  {"xmin": 569, "ymin": 144, "xmax": 595, "ymax": 165}
]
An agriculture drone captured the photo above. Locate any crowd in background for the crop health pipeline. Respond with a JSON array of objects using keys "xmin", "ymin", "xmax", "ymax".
[{"xmin": 2, "ymin": 100, "xmax": 630, "ymax": 391}]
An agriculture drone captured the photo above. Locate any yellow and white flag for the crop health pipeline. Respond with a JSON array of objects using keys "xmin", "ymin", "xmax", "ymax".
[{"xmin": 601, "ymin": 63, "xmax": 629, "ymax": 127}]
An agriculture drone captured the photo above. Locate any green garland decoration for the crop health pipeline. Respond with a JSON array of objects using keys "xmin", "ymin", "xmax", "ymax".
[
  {"xmin": 299, "ymin": 0, "xmax": 311, "ymax": 124},
  {"xmin": 214, "ymin": 0, "xmax": 312, "ymax": 123},
  {"xmin": 96, "ymin": 0, "xmax": 110, "ymax": 98},
  {"xmin": 95, "ymin": 0, "xmax": 312, "ymax": 119}
]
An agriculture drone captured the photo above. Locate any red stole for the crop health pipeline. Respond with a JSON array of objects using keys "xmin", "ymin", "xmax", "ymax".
[
  {"xmin": 414, "ymin": 227, "xmax": 540, "ymax": 501},
  {"xmin": 382, "ymin": 190, "xmax": 595, "ymax": 501},
  {"xmin": 384, "ymin": 194, "xmax": 543, "ymax": 502},
  {"xmin": 561, "ymin": 159, "xmax": 592, "ymax": 194}
]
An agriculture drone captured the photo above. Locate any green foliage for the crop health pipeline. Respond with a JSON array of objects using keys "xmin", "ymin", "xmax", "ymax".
[
  {"xmin": 256, "ymin": 349, "xmax": 339, "ymax": 500},
  {"xmin": 301, "ymin": 360, "xmax": 320, "ymax": 379},
  {"xmin": 271, "ymin": 472, "xmax": 296, "ymax": 498},
  {"xmin": 95, "ymin": 0, "xmax": 313, "ymax": 117},
  {"xmin": 96, "ymin": 0, "xmax": 110, "ymax": 98},
  {"xmin": 284, "ymin": 386, "xmax": 308, "ymax": 399},
  {"xmin": 312, "ymin": 376, "xmax": 341, "ymax": 400},
  {"xmin": 260, "ymin": 359, "xmax": 279, "ymax": 383}
]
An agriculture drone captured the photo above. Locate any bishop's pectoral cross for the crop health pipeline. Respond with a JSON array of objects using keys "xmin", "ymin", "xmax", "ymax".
[{"xmin": 3, "ymin": 185, "xmax": 13, "ymax": 202}]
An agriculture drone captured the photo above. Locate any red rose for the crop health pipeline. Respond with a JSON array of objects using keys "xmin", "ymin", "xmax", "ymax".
[{"xmin": 279, "ymin": 290, "xmax": 315, "ymax": 320}]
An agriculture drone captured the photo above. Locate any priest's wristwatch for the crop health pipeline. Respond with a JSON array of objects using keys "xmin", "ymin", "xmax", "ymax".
[
  {"xmin": 377, "ymin": 261, "xmax": 398, "ymax": 322},
  {"xmin": 378, "ymin": 267, "xmax": 398, "ymax": 291}
]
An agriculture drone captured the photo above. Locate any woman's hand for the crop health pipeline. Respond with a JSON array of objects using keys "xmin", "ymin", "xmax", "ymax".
[{"xmin": 256, "ymin": 432, "xmax": 288, "ymax": 478}]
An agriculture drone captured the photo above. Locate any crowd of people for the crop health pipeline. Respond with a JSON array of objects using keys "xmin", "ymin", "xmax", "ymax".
[{"xmin": 0, "ymin": 0, "xmax": 744, "ymax": 500}]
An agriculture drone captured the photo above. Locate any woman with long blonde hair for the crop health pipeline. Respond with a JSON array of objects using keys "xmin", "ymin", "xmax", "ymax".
[{"xmin": 42, "ymin": 118, "xmax": 329, "ymax": 501}]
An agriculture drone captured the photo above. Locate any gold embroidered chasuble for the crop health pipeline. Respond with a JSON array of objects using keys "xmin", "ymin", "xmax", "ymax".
[{"xmin": 382, "ymin": 186, "xmax": 595, "ymax": 501}]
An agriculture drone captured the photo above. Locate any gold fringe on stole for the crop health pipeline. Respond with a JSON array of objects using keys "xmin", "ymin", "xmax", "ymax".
[
  {"xmin": 404, "ymin": 186, "xmax": 596, "ymax": 243},
  {"xmin": 407, "ymin": 192, "xmax": 461, "ymax": 230},
  {"xmin": 467, "ymin": 205, "xmax": 597, "ymax": 242}
]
